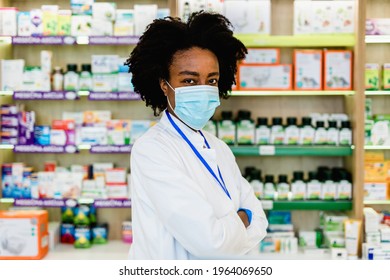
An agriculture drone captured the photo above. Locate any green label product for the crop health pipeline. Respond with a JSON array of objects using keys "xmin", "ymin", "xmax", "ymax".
[
  {"xmin": 327, "ymin": 120, "xmax": 339, "ymax": 145},
  {"xmin": 383, "ymin": 63, "xmax": 390, "ymax": 90},
  {"xmin": 284, "ymin": 117, "xmax": 299, "ymax": 145},
  {"xmin": 291, "ymin": 171, "xmax": 306, "ymax": 200},
  {"xmin": 299, "ymin": 117, "xmax": 315, "ymax": 145},
  {"xmin": 218, "ymin": 111, "xmax": 235, "ymax": 145},
  {"xmin": 339, "ymin": 121, "xmax": 352, "ymax": 146},
  {"xmin": 255, "ymin": 117, "xmax": 270, "ymax": 145},
  {"xmin": 365, "ymin": 63, "xmax": 380, "ymax": 90},
  {"xmin": 263, "ymin": 175, "xmax": 275, "ymax": 200},
  {"xmin": 271, "ymin": 117, "xmax": 284, "ymax": 145},
  {"xmin": 276, "ymin": 175, "xmax": 289, "ymax": 200},
  {"xmin": 314, "ymin": 120, "xmax": 327, "ymax": 145}
]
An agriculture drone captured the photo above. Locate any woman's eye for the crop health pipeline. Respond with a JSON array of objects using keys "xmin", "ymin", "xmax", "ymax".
[
  {"xmin": 209, "ymin": 79, "xmax": 218, "ymax": 85},
  {"xmin": 183, "ymin": 79, "xmax": 195, "ymax": 84}
]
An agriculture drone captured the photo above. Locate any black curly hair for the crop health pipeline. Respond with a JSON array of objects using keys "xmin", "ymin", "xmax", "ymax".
[{"xmin": 125, "ymin": 11, "xmax": 247, "ymax": 116}]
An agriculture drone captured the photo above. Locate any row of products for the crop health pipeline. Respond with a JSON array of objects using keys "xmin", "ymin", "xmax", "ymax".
[
  {"xmin": 60, "ymin": 204, "xmax": 109, "ymax": 248},
  {"xmin": 365, "ymin": 63, "xmax": 390, "ymax": 91},
  {"xmin": 363, "ymin": 208, "xmax": 390, "ymax": 260},
  {"xmin": 0, "ymin": 2, "xmax": 170, "ymax": 37},
  {"xmin": 0, "ymin": 52, "xmax": 133, "ymax": 92},
  {"xmin": 0, "ymin": 1, "xmax": 355, "ymax": 37},
  {"xmin": 244, "ymin": 165, "xmax": 353, "ymax": 201},
  {"xmin": 260, "ymin": 211, "xmax": 361, "ymax": 259},
  {"xmin": 237, "ymin": 49, "xmax": 353, "ymax": 91},
  {"xmin": 203, "ymin": 110, "xmax": 352, "ymax": 146},
  {"xmin": 0, "ymin": 104, "xmax": 154, "ymax": 146},
  {"xmin": 363, "ymin": 152, "xmax": 390, "ymax": 201},
  {"xmin": 1, "ymin": 161, "xmax": 131, "ymax": 200}
]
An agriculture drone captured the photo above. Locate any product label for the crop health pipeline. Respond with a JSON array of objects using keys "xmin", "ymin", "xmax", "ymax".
[
  {"xmin": 218, "ymin": 120, "xmax": 235, "ymax": 145},
  {"xmin": 339, "ymin": 129, "xmax": 352, "ymax": 145},
  {"xmin": 299, "ymin": 126, "xmax": 315, "ymax": 145},
  {"xmin": 250, "ymin": 180, "xmax": 264, "ymax": 200},
  {"xmin": 79, "ymin": 73, "xmax": 92, "ymax": 91},
  {"xmin": 256, "ymin": 126, "xmax": 271, "ymax": 145},
  {"xmin": 277, "ymin": 182, "xmax": 290, "ymax": 200},
  {"xmin": 383, "ymin": 64, "xmax": 390, "ymax": 90},
  {"xmin": 321, "ymin": 181, "xmax": 336, "ymax": 200},
  {"xmin": 271, "ymin": 125, "xmax": 285, "ymax": 145},
  {"xmin": 314, "ymin": 128, "xmax": 328, "ymax": 145},
  {"xmin": 291, "ymin": 181, "xmax": 306, "ymax": 200},
  {"xmin": 263, "ymin": 182, "xmax": 275, "ymax": 200},
  {"xmin": 337, "ymin": 180, "xmax": 352, "ymax": 200},
  {"xmin": 327, "ymin": 128, "xmax": 339, "ymax": 145},
  {"xmin": 237, "ymin": 120, "xmax": 255, "ymax": 145},
  {"xmin": 284, "ymin": 126, "xmax": 300, "ymax": 145},
  {"xmin": 64, "ymin": 72, "xmax": 79, "ymax": 91},
  {"xmin": 307, "ymin": 181, "xmax": 321, "ymax": 200}
]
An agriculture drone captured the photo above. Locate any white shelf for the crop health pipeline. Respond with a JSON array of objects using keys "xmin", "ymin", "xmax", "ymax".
[
  {"xmin": 366, "ymin": 35, "xmax": 390, "ymax": 44},
  {"xmin": 45, "ymin": 241, "xmax": 331, "ymax": 260},
  {"xmin": 231, "ymin": 90, "xmax": 355, "ymax": 96}
]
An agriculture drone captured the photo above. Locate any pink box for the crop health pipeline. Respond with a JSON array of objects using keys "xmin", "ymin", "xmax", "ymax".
[{"xmin": 366, "ymin": 19, "xmax": 390, "ymax": 35}]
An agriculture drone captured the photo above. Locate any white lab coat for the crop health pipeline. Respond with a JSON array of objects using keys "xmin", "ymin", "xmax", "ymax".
[{"xmin": 129, "ymin": 110, "xmax": 268, "ymax": 259}]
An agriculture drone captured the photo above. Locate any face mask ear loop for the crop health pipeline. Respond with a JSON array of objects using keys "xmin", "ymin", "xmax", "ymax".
[{"xmin": 165, "ymin": 80, "xmax": 175, "ymax": 111}]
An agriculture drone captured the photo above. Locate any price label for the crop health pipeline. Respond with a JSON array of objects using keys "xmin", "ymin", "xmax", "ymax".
[
  {"xmin": 261, "ymin": 200, "xmax": 273, "ymax": 210},
  {"xmin": 259, "ymin": 145, "xmax": 275, "ymax": 155}
]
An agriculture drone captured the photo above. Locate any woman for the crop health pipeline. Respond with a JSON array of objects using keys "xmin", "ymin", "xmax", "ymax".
[{"xmin": 126, "ymin": 11, "xmax": 268, "ymax": 260}]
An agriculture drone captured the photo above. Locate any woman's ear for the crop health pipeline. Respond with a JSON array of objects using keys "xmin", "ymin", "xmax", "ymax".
[{"xmin": 159, "ymin": 79, "xmax": 168, "ymax": 96}]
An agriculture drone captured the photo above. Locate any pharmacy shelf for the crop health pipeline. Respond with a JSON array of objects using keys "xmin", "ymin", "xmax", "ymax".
[
  {"xmin": 364, "ymin": 146, "xmax": 390, "ymax": 150},
  {"xmin": 261, "ymin": 200, "xmax": 352, "ymax": 211},
  {"xmin": 365, "ymin": 35, "xmax": 390, "ymax": 44},
  {"xmin": 365, "ymin": 91, "xmax": 390, "ymax": 96},
  {"xmin": 364, "ymin": 200, "xmax": 390, "ymax": 205},
  {"xmin": 230, "ymin": 145, "xmax": 353, "ymax": 156},
  {"xmin": 0, "ymin": 144, "xmax": 132, "ymax": 154},
  {"xmin": 0, "ymin": 91, "xmax": 140, "ymax": 101},
  {"xmin": 231, "ymin": 90, "xmax": 355, "ymax": 96},
  {"xmin": 0, "ymin": 36, "xmax": 140, "ymax": 45},
  {"xmin": 1, "ymin": 198, "xmax": 131, "ymax": 208},
  {"xmin": 235, "ymin": 34, "xmax": 355, "ymax": 47}
]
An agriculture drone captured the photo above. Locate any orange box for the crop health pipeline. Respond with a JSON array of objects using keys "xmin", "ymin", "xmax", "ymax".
[
  {"xmin": 237, "ymin": 64, "xmax": 293, "ymax": 90},
  {"xmin": 52, "ymin": 119, "xmax": 75, "ymax": 130},
  {"xmin": 0, "ymin": 210, "xmax": 49, "ymax": 260},
  {"xmin": 324, "ymin": 50, "xmax": 353, "ymax": 90},
  {"xmin": 242, "ymin": 48, "xmax": 280, "ymax": 65},
  {"xmin": 294, "ymin": 49, "xmax": 323, "ymax": 90}
]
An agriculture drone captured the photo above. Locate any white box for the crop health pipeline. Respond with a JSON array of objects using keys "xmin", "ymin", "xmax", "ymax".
[
  {"xmin": 30, "ymin": 9, "xmax": 43, "ymax": 36},
  {"xmin": 298, "ymin": 231, "xmax": 317, "ymax": 248},
  {"xmin": 0, "ymin": 8, "xmax": 18, "ymax": 36},
  {"xmin": 324, "ymin": 51, "xmax": 352, "ymax": 90},
  {"xmin": 17, "ymin": 11, "xmax": 32, "ymax": 36},
  {"xmin": 91, "ymin": 55, "xmax": 119, "ymax": 73},
  {"xmin": 364, "ymin": 207, "xmax": 381, "ymax": 233},
  {"xmin": 178, "ymin": 0, "xmax": 205, "ymax": 22},
  {"xmin": 71, "ymin": 0, "xmax": 94, "ymax": 15},
  {"xmin": 0, "ymin": 59, "xmax": 25, "ymax": 91},
  {"xmin": 134, "ymin": 4, "xmax": 158, "ymax": 36},
  {"xmin": 105, "ymin": 168, "xmax": 127, "ymax": 183},
  {"xmin": 106, "ymin": 183, "xmax": 128, "ymax": 198},
  {"xmin": 294, "ymin": 50, "xmax": 323, "ymax": 90},
  {"xmin": 92, "ymin": 2, "xmax": 116, "ymax": 21},
  {"xmin": 92, "ymin": 73, "xmax": 118, "ymax": 92},
  {"xmin": 239, "ymin": 65, "xmax": 292, "ymax": 90},
  {"xmin": 91, "ymin": 19, "xmax": 113, "ymax": 36},
  {"xmin": 40, "ymin": 50, "xmax": 52, "ymax": 75},
  {"xmin": 366, "ymin": 231, "xmax": 381, "ymax": 245},
  {"xmin": 380, "ymin": 227, "xmax": 390, "ymax": 243},
  {"xmin": 114, "ymin": 9, "xmax": 134, "ymax": 36},
  {"xmin": 80, "ymin": 126, "xmax": 108, "ymax": 145},
  {"xmin": 224, "ymin": 0, "xmax": 271, "ymax": 34},
  {"xmin": 130, "ymin": 121, "xmax": 151, "ymax": 144},
  {"xmin": 364, "ymin": 182, "xmax": 388, "ymax": 200},
  {"xmin": 71, "ymin": 15, "xmax": 92, "ymax": 36},
  {"xmin": 48, "ymin": 222, "xmax": 60, "ymax": 251},
  {"xmin": 243, "ymin": 48, "xmax": 279, "ymax": 64}
]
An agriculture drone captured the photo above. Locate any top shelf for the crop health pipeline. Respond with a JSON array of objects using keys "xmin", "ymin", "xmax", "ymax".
[
  {"xmin": 365, "ymin": 35, "xmax": 390, "ymax": 44},
  {"xmin": 0, "ymin": 35, "xmax": 355, "ymax": 47}
]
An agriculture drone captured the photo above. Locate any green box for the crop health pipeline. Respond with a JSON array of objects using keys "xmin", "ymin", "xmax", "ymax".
[
  {"xmin": 383, "ymin": 63, "xmax": 390, "ymax": 90},
  {"xmin": 365, "ymin": 63, "xmax": 380, "ymax": 90}
]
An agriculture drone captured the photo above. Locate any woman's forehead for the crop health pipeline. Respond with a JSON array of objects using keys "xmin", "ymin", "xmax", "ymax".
[{"xmin": 170, "ymin": 47, "xmax": 219, "ymax": 72}]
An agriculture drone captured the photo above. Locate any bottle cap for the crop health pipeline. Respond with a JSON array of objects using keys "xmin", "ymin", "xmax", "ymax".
[
  {"xmin": 316, "ymin": 120, "xmax": 325, "ymax": 128},
  {"xmin": 221, "ymin": 111, "xmax": 233, "ymax": 120},
  {"xmin": 278, "ymin": 174, "xmax": 288, "ymax": 183},
  {"xmin": 265, "ymin": 175, "xmax": 274, "ymax": 183},
  {"xmin": 287, "ymin": 117, "xmax": 297, "ymax": 126},
  {"xmin": 67, "ymin": 64, "xmax": 78, "ymax": 72},
  {"xmin": 237, "ymin": 110, "xmax": 251, "ymax": 120},
  {"xmin": 341, "ymin": 120, "xmax": 351, "ymax": 128},
  {"xmin": 302, "ymin": 117, "xmax": 312, "ymax": 126},
  {"xmin": 81, "ymin": 64, "xmax": 91, "ymax": 72},
  {"xmin": 244, "ymin": 166, "xmax": 256, "ymax": 179},
  {"xmin": 251, "ymin": 169, "xmax": 262, "ymax": 181},
  {"xmin": 257, "ymin": 117, "xmax": 268, "ymax": 126},
  {"xmin": 293, "ymin": 171, "xmax": 304, "ymax": 181},
  {"xmin": 308, "ymin": 171, "xmax": 317, "ymax": 181},
  {"xmin": 272, "ymin": 117, "xmax": 283, "ymax": 125}
]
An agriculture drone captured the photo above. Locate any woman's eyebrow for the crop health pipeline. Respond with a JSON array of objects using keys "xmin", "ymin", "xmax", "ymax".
[
  {"xmin": 178, "ymin": 70, "xmax": 199, "ymax": 76},
  {"xmin": 208, "ymin": 72, "xmax": 219, "ymax": 77}
]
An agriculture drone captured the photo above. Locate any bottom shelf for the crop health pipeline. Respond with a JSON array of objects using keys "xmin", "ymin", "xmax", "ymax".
[{"xmin": 46, "ymin": 241, "xmax": 332, "ymax": 260}]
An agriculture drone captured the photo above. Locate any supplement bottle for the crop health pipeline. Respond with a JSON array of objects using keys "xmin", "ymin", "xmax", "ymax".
[
  {"xmin": 64, "ymin": 64, "xmax": 79, "ymax": 91},
  {"xmin": 277, "ymin": 174, "xmax": 289, "ymax": 200},
  {"xmin": 314, "ymin": 120, "xmax": 327, "ymax": 145},
  {"xmin": 284, "ymin": 117, "xmax": 300, "ymax": 145},
  {"xmin": 78, "ymin": 64, "xmax": 92, "ymax": 91},
  {"xmin": 52, "ymin": 66, "xmax": 64, "ymax": 91},
  {"xmin": 291, "ymin": 171, "xmax": 306, "ymax": 200},
  {"xmin": 306, "ymin": 171, "xmax": 321, "ymax": 200},
  {"xmin": 327, "ymin": 120, "xmax": 339, "ymax": 146},
  {"xmin": 250, "ymin": 168, "xmax": 263, "ymax": 200},
  {"xmin": 236, "ymin": 110, "xmax": 255, "ymax": 145},
  {"xmin": 218, "ymin": 111, "xmax": 235, "ymax": 145},
  {"xmin": 270, "ymin": 117, "xmax": 285, "ymax": 145},
  {"xmin": 299, "ymin": 117, "xmax": 315, "ymax": 145},
  {"xmin": 339, "ymin": 120, "xmax": 352, "ymax": 146},
  {"xmin": 263, "ymin": 175, "xmax": 276, "ymax": 200},
  {"xmin": 255, "ymin": 117, "xmax": 270, "ymax": 145}
]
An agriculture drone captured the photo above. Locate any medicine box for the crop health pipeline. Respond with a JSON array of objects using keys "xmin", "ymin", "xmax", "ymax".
[
  {"xmin": 71, "ymin": 0, "xmax": 94, "ymax": 15},
  {"xmin": 71, "ymin": 15, "xmax": 92, "ymax": 36},
  {"xmin": 224, "ymin": 0, "xmax": 271, "ymax": 34},
  {"xmin": 17, "ymin": 11, "xmax": 31, "ymax": 36},
  {"xmin": 383, "ymin": 64, "xmax": 390, "ymax": 90},
  {"xmin": 238, "ymin": 64, "xmax": 293, "ymax": 90},
  {"xmin": 114, "ymin": 9, "xmax": 134, "ymax": 36},
  {"xmin": 0, "ymin": 7, "xmax": 18, "ymax": 36},
  {"xmin": 57, "ymin": 10, "xmax": 71, "ymax": 36},
  {"xmin": 92, "ymin": 2, "xmax": 116, "ymax": 21},
  {"xmin": 0, "ymin": 59, "xmax": 25, "ymax": 91},
  {"xmin": 30, "ymin": 9, "xmax": 43, "ymax": 36},
  {"xmin": 242, "ymin": 48, "xmax": 280, "ymax": 65},
  {"xmin": 364, "ymin": 182, "xmax": 388, "ymax": 200},
  {"xmin": 365, "ymin": 63, "xmax": 380, "ymax": 91},
  {"xmin": 294, "ymin": 50, "xmax": 323, "ymax": 90},
  {"xmin": 0, "ymin": 210, "xmax": 49, "ymax": 260},
  {"xmin": 324, "ymin": 50, "xmax": 353, "ymax": 90},
  {"xmin": 366, "ymin": 18, "xmax": 390, "ymax": 35},
  {"xmin": 42, "ymin": 5, "xmax": 59, "ymax": 36},
  {"xmin": 134, "ymin": 4, "xmax": 158, "ymax": 36}
]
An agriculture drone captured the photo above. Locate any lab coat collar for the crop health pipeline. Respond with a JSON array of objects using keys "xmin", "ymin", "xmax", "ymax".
[{"xmin": 160, "ymin": 110, "xmax": 206, "ymax": 148}]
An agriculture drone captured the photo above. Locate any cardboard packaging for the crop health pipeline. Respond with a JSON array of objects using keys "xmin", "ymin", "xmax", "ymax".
[
  {"xmin": 365, "ymin": 63, "xmax": 380, "ymax": 91},
  {"xmin": 366, "ymin": 18, "xmax": 390, "ymax": 35},
  {"xmin": 324, "ymin": 50, "xmax": 353, "ymax": 90},
  {"xmin": 0, "ymin": 210, "xmax": 49, "ymax": 260},
  {"xmin": 242, "ymin": 48, "xmax": 280, "ymax": 65},
  {"xmin": 294, "ymin": 50, "xmax": 323, "ymax": 90}
]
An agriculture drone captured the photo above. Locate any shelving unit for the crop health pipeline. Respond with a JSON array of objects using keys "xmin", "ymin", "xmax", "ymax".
[{"xmin": 0, "ymin": 0, "xmax": 368, "ymax": 259}]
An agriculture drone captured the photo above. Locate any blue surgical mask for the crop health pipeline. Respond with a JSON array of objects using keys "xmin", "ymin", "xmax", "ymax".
[{"xmin": 166, "ymin": 81, "xmax": 220, "ymax": 130}]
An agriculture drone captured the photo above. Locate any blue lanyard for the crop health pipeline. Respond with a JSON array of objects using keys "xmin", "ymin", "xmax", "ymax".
[{"xmin": 166, "ymin": 111, "xmax": 231, "ymax": 200}]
